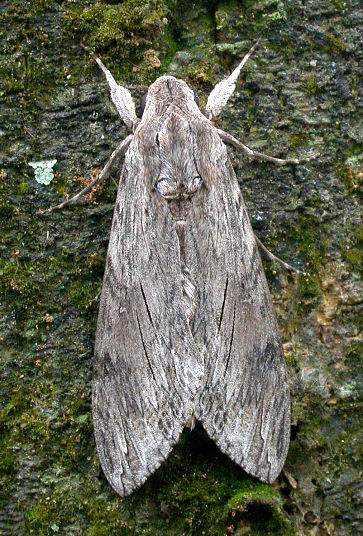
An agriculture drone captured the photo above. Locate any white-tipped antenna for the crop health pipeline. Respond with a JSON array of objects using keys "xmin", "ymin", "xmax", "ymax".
[
  {"xmin": 205, "ymin": 38, "xmax": 261, "ymax": 120},
  {"xmin": 82, "ymin": 44, "xmax": 138, "ymax": 129}
]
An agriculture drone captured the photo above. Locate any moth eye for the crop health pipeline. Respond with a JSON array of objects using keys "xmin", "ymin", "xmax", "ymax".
[
  {"xmin": 189, "ymin": 176, "xmax": 203, "ymax": 193},
  {"xmin": 155, "ymin": 178, "xmax": 173, "ymax": 197}
]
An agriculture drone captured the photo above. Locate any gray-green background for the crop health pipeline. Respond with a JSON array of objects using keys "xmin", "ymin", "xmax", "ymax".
[{"xmin": 0, "ymin": 1, "xmax": 361, "ymax": 534}]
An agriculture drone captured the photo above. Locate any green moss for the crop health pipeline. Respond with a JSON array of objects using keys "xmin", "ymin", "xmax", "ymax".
[
  {"xmin": 0, "ymin": 258, "xmax": 34, "ymax": 306},
  {"xmin": 284, "ymin": 351, "xmax": 298, "ymax": 367},
  {"xmin": 290, "ymin": 393, "xmax": 361, "ymax": 497},
  {"xmin": 343, "ymin": 249, "xmax": 362, "ymax": 273},
  {"xmin": 226, "ymin": 480, "xmax": 295, "ymax": 535},
  {"xmin": 63, "ymin": 0, "xmax": 169, "ymax": 45},
  {"xmin": 68, "ymin": 280, "xmax": 96, "ymax": 311},
  {"xmin": 329, "ymin": 195, "xmax": 361, "ymax": 272},
  {"xmin": 261, "ymin": 8, "xmax": 287, "ymax": 25},
  {"xmin": 336, "ymin": 163, "xmax": 360, "ymax": 192},
  {"xmin": 304, "ymin": 74, "xmax": 320, "ymax": 96},
  {"xmin": 63, "ymin": 0, "xmax": 171, "ymax": 82},
  {"xmin": 86, "ymin": 495, "xmax": 133, "ymax": 536},
  {"xmin": 0, "ymin": 441, "xmax": 17, "ymax": 475},
  {"xmin": 0, "ymin": 199, "xmax": 14, "ymax": 219},
  {"xmin": 6, "ymin": 0, "xmax": 56, "ymax": 16},
  {"xmin": 185, "ymin": 56, "xmax": 218, "ymax": 86},
  {"xmin": 86, "ymin": 253, "xmax": 105, "ymax": 276},
  {"xmin": 0, "ymin": 440, "xmax": 18, "ymax": 504},
  {"xmin": 331, "ymin": 0, "xmax": 348, "ymax": 12},
  {"xmin": 354, "ymin": 227, "xmax": 363, "ymax": 244},
  {"xmin": 297, "ymin": 273, "xmax": 321, "ymax": 303},
  {"xmin": 18, "ymin": 181, "xmax": 30, "ymax": 194},
  {"xmin": 0, "ymin": 36, "xmax": 52, "ymax": 109},
  {"xmin": 324, "ymin": 33, "xmax": 347, "ymax": 54},
  {"xmin": 341, "ymin": 227, "xmax": 362, "ymax": 274},
  {"xmin": 26, "ymin": 473, "xmax": 129, "ymax": 536},
  {"xmin": 216, "ymin": 0, "xmax": 287, "ymax": 36},
  {"xmin": 294, "ymin": 225, "xmax": 323, "ymax": 272},
  {"xmin": 289, "ymin": 132, "xmax": 310, "ymax": 147}
]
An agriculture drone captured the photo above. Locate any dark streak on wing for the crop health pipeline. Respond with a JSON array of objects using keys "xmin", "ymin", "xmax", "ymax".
[
  {"xmin": 218, "ymin": 277, "xmax": 229, "ymax": 332},
  {"xmin": 140, "ymin": 282, "xmax": 154, "ymax": 326},
  {"xmin": 224, "ymin": 302, "xmax": 236, "ymax": 376},
  {"xmin": 136, "ymin": 313, "xmax": 156, "ymax": 382}
]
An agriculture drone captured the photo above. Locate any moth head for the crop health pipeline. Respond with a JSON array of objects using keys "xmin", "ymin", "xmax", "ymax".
[
  {"xmin": 140, "ymin": 89, "xmax": 199, "ymax": 116},
  {"xmin": 141, "ymin": 76, "xmax": 200, "ymax": 119}
]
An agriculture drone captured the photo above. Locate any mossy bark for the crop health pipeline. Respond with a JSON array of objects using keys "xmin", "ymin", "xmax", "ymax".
[{"xmin": 0, "ymin": 1, "xmax": 361, "ymax": 535}]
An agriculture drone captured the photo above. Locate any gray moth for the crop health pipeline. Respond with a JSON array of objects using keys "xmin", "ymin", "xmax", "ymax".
[{"xmin": 45, "ymin": 41, "xmax": 317, "ymax": 497}]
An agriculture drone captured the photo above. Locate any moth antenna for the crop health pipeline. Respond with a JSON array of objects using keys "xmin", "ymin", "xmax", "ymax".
[
  {"xmin": 205, "ymin": 38, "xmax": 261, "ymax": 120},
  {"xmin": 39, "ymin": 135, "xmax": 132, "ymax": 214},
  {"xmin": 255, "ymin": 236, "xmax": 306, "ymax": 275},
  {"xmin": 81, "ymin": 44, "xmax": 138, "ymax": 129},
  {"xmin": 87, "ymin": 290, "xmax": 101, "ymax": 309},
  {"xmin": 218, "ymin": 129, "xmax": 320, "ymax": 165}
]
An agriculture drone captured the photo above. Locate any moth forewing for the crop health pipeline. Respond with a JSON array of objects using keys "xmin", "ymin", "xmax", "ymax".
[
  {"xmin": 185, "ymin": 124, "xmax": 290, "ymax": 483},
  {"xmin": 93, "ymin": 82, "xmax": 209, "ymax": 496}
]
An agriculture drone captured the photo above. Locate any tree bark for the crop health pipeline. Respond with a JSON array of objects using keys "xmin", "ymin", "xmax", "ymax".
[{"xmin": 0, "ymin": 1, "xmax": 361, "ymax": 535}]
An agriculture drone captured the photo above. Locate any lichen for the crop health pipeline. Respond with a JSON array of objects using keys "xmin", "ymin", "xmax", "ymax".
[{"xmin": 29, "ymin": 160, "xmax": 57, "ymax": 185}]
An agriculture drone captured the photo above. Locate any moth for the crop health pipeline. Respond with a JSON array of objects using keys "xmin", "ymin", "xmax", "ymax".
[{"xmin": 45, "ymin": 41, "xmax": 317, "ymax": 497}]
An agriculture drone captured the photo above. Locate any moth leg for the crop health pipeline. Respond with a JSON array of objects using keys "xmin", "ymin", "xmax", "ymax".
[
  {"xmin": 218, "ymin": 129, "xmax": 319, "ymax": 165},
  {"xmin": 81, "ymin": 44, "xmax": 138, "ymax": 129},
  {"xmin": 39, "ymin": 135, "xmax": 132, "ymax": 214},
  {"xmin": 205, "ymin": 39, "xmax": 261, "ymax": 120},
  {"xmin": 255, "ymin": 235, "xmax": 305, "ymax": 275}
]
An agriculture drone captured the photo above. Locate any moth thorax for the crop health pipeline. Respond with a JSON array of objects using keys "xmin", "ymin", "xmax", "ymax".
[{"xmin": 166, "ymin": 199, "xmax": 191, "ymax": 221}]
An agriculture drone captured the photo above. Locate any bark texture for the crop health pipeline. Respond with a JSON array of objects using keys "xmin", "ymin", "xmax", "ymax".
[{"xmin": 0, "ymin": 1, "xmax": 361, "ymax": 535}]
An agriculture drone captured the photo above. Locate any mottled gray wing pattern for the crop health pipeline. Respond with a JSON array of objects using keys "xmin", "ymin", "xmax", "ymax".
[
  {"xmin": 185, "ymin": 123, "xmax": 290, "ymax": 483},
  {"xmin": 93, "ymin": 132, "xmax": 202, "ymax": 497}
]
